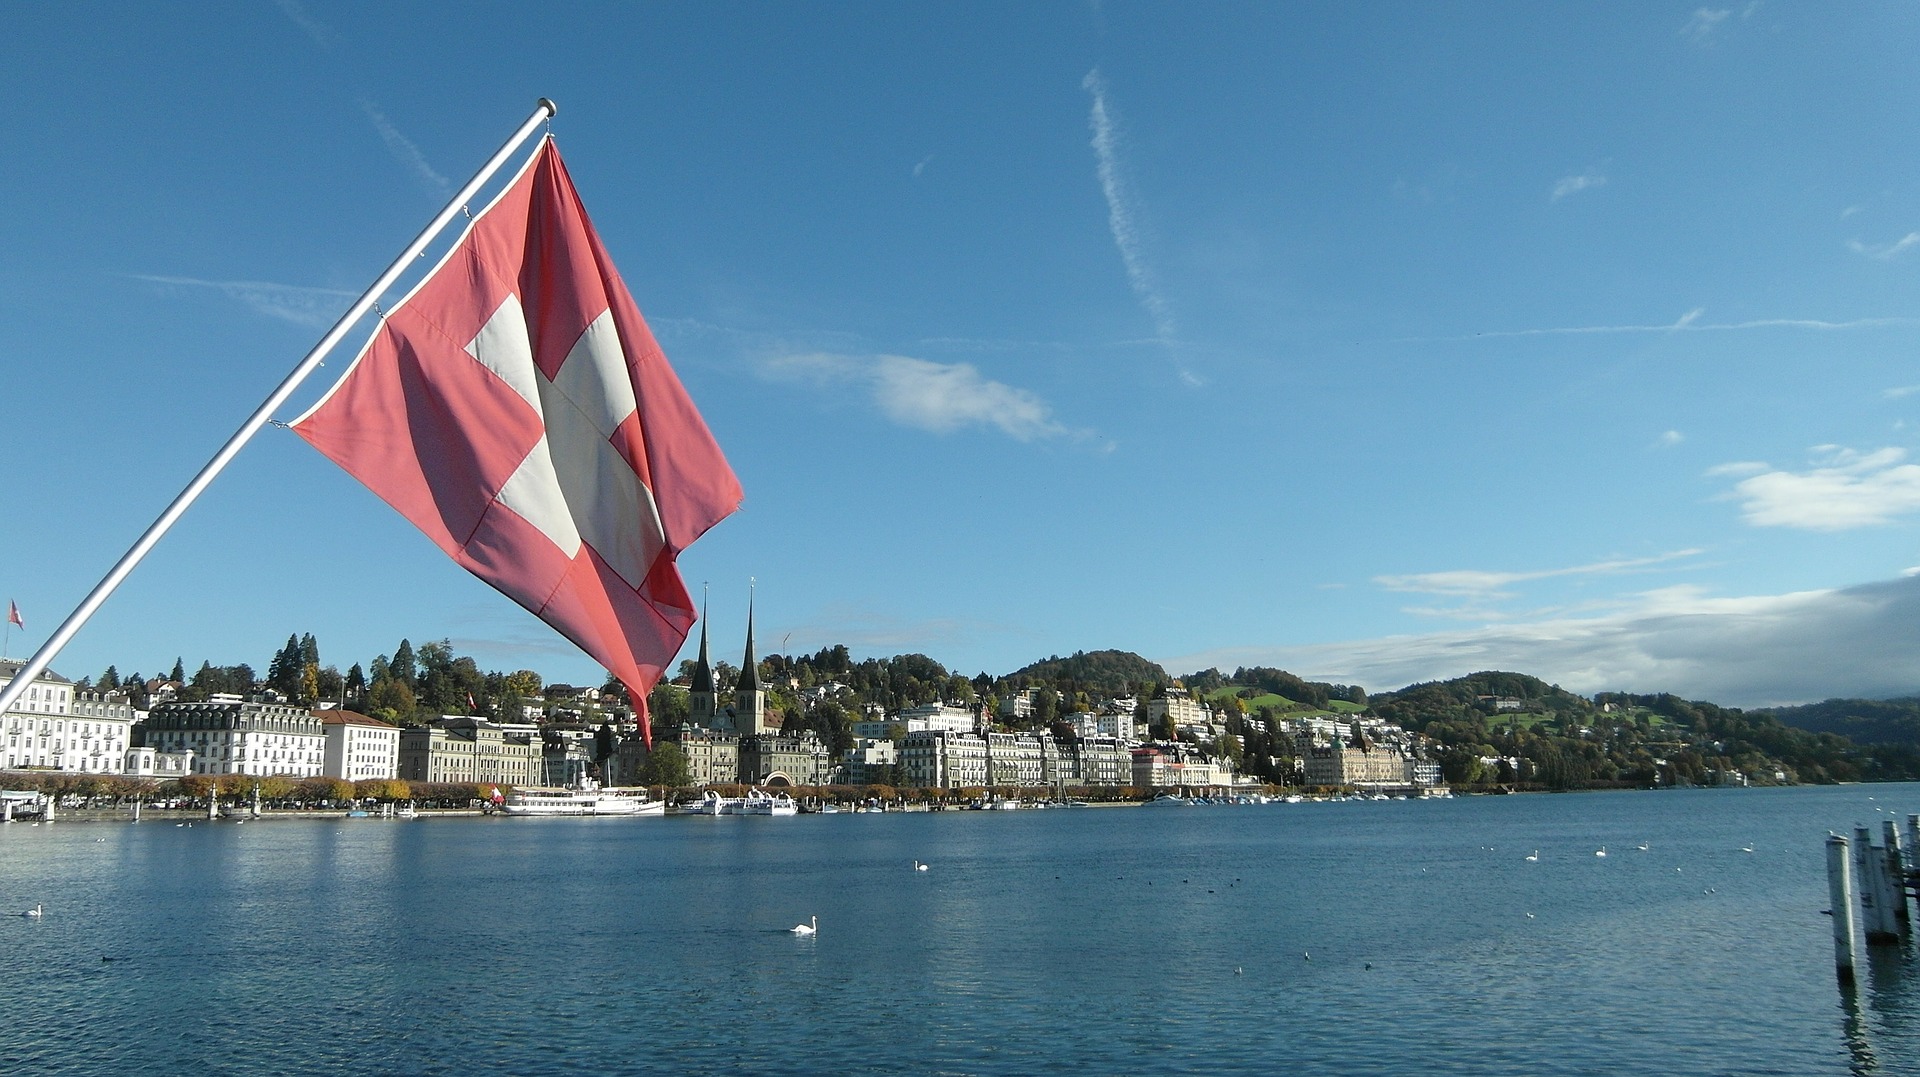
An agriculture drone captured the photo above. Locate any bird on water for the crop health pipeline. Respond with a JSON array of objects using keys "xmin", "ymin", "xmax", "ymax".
[{"xmin": 791, "ymin": 915, "xmax": 817, "ymax": 936}]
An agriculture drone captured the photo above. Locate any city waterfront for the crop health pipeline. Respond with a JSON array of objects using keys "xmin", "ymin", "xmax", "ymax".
[{"xmin": 3, "ymin": 785, "xmax": 1916, "ymax": 1075}]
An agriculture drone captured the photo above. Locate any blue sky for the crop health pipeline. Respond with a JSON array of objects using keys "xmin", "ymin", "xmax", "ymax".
[{"xmin": 6, "ymin": 2, "xmax": 1920, "ymax": 707}]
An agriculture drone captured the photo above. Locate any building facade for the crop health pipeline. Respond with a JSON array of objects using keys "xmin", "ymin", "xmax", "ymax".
[
  {"xmin": 319, "ymin": 710, "xmax": 400, "ymax": 782},
  {"xmin": 1, "ymin": 661, "xmax": 138, "ymax": 774},
  {"xmin": 1301, "ymin": 743, "xmax": 1411, "ymax": 787},
  {"xmin": 1130, "ymin": 746, "xmax": 1235, "ymax": 792},
  {"xmin": 740, "ymin": 732, "xmax": 833, "ymax": 786},
  {"xmin": 840, "ymin": 738, "xmax": 898, "ymax": 785},
  {"xmin": 397, "ymin": 717, "xmax": 541, "ymax": 786},
  {"xmin": 142, "ymin": 700, "xmax": 326, "ymax": 778}
]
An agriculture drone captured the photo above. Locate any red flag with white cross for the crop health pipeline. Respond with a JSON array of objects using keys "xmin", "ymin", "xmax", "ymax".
[{"xmin": 292, "ymin": 138, "xmax": 740, "ymax": 745}]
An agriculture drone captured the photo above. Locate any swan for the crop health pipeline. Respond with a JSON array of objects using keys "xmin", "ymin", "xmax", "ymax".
[
  {"xmin": 1635, "ymin": 842, "xmax": 1649, "ymax": 852},
  {"xmin": 1594, "ymin": 847, "xmax": 1607, "ymax": 857},
  {"xmin": 1740, "ymin": 843, "xmax": 1754, "ymax": 854},
  {"xmin": 22, "ymin": 904, "xmax": 43, "ymax": 919},
  {"xmin": 912, "ymin": 860, "xmax": 929, "ymax": 872},
  {"xmin": 790, "ymin": 915, "xmax": 817, "ymax": 936},
  {"xmin": 1524, "ymin": 850, "xmax": 1538, "ymax": 862}
]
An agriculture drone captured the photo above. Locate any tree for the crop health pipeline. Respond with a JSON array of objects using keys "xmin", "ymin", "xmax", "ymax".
[
  {"xmin": 389, "ymin": 639, "xmax": 416, "ymax": 688},
  {"xmin": 1212, "ymin": 732, "xmax": 1244, "ymax": 769},
  {"xmin": 647, "ymin": 682, "xmax": 690, "ymax": 731},
  {"xmin": 504, "ymin": 669, "xmax": 543, "ymax": 698},
  {"xmin": 267, "ymin": 633, "xmax": 302, "ymax": 699},
  {"xmin": 316, "ymin": 665, "xmax": 344, "ymax": 706},
  {"xmin": 370, "ymin": 679, "xmax": 418, "ymax": 724},
  {"xmin": 641, "ymin": 742, "xmax": 692, "ymax": 787},
  {"xmin": 169, "ymin": 657, "xmax": 185, "ymax": 684}
]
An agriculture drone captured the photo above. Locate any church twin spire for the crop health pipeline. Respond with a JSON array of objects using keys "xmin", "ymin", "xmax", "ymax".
[{"xmin": 687, "ymin": 583, "xmax": 766, "ymax": 737}]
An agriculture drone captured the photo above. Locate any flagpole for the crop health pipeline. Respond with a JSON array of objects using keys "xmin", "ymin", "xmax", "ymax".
[{"xmin": 0, "ymin": 99, "xmax": 559, "ymax": 718}]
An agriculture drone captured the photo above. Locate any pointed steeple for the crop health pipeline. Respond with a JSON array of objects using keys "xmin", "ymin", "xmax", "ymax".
[
  {"xmin": 691, "ymin": 602, "xmax": 714, "ymax": 695},
  {"xmin": 733, "ymin": 582, "xmax": 768, "ymax": 736},
  {"xmin": 689, "ymin": 586, "xmax": 716, "ymax": 726},
  {"xmin": 736, "ymin": 589, "xmax": 762, "ymax": 693}
]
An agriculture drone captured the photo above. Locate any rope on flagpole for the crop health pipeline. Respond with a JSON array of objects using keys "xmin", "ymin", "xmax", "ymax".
[{"xmin": 0, "ymin": 99, "xmax": 559, "ymax": 718}]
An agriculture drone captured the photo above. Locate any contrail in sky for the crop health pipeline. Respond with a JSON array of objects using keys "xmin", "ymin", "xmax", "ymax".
[{"xmin": 1083, "ymin": 69, "xmax": 1196, "ymax": 385}]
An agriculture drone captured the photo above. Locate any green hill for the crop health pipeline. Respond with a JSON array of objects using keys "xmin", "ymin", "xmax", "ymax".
[{"xmin": 1007, "ymin": 650, "xmax": 1168, "ymax": 696}]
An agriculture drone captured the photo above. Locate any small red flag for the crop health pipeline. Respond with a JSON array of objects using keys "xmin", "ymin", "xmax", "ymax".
[
  {"xmin": 292, "ymin": 139, "xmax": 741, "ymax": 747},
  {"xmin": 6, "ymin": 601, "xmax": 20, "ymax": 629}
]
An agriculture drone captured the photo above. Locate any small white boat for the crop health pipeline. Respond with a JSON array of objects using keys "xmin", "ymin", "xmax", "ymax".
[{"xmin": 503, "ymin": 778, "xmax": 663, "ymax": 817}]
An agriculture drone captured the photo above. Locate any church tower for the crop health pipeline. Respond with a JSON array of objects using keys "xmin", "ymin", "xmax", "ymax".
[
  {"xmin": 733, "ymin": 590, "xmax": 769, "ymax": 736},
  {"xmin": 688, "ymin": 597, "xmax": 717, "ymax": 728}
]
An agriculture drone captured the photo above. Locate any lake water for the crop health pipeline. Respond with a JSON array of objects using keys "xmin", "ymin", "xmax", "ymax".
[{"xmin": 3, "ymin": 785, "xmax": 1918, "ymax": 1076}]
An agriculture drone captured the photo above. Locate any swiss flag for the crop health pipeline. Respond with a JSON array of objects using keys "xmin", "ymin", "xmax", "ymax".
[{"xmin": 293, "ymin": 138, "xmax": 741, "ymax": 745}]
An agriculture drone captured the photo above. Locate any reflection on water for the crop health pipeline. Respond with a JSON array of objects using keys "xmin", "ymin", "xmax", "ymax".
[{"xmin": 1847, "ymin": 941, "xmax": 1920, "ymax": 1074}]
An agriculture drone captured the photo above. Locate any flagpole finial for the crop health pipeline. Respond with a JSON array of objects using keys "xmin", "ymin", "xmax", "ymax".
[{"xmin": 538, "ymin": 98, "xmax": 558, "ymax": 117}]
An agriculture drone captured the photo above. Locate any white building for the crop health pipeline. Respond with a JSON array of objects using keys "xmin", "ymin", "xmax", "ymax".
[
  {"xmin": 1, "ymin": 660, "xmax": 136, "ymax": 774},
  {"xmin": 853, "ymin": 702, "xmax": 980, "ymax": 741},
  {"xmin": 1145, "ymin": 687, "xmax": 1210, "ymax": 735},
  {"xmin": 901, "ymin": 729, "xmax": 989, "ymax": 789},
  {"xmin": 841, "ymin": 737, "xmax": 898, "ymax": 785},
  {"xmin": 1070, "ymin": 708, "xmax": 1139, "ymax": 744},
  {"xmin": 124, "ymin": 746, "xmax": 194, "ymax": 778},
  {"xmin": 142, "ymin": 700, "xmax": 326, "ymax": 778},
  {"xmin": 1131, "ymin": 745, "xmax": 1235, "ymax": 792},
  {"xmin": 320, "ymin": 710, "xmax": 400, "ymax": 781}
]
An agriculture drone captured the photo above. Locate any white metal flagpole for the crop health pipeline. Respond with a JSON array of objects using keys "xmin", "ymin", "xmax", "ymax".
[{"xmin": 0, "ymin": 99, "xmax": 559, "ymax": 717}]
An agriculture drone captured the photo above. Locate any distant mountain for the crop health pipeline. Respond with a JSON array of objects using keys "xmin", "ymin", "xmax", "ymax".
[
  {"xmin": 1760, "ymin": 698, "xmax": 1920, "ymax": 747},
  {"xmin": 1008, "ymin": 650, "xmax": 1168, "ymax": 695}
]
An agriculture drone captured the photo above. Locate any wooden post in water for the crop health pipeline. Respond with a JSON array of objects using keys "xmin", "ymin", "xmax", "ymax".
[
  {"xmin": 1857, "ymin": 825, "xmax": 1899, "ymax": 944},
  {"xmin": 44, "ymin": 793, "xmax": 55, "ymax": 823},
  {"xmin": 131, "ymin": 798, "xmax": 140, "ymax": 823},
  {"xmin": 1830, "ymin": 833, "xmax": 1859, "ymax": 984},
  {"xmin": 1884, "ymin": 820, "xmax": 1910, "ymax": 928}
]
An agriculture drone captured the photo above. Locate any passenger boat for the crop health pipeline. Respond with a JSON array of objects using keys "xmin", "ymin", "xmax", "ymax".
[
  {"xmin": 502, "ymin": 778, "xmax": 663, "ymax": 817},
  {"xmin": 739, "ymin": 788, "xmax": 798, "ymax": 816},
  {"xmin": 680, "ymin": 788, "xmax": 798, "ymax": 816}
]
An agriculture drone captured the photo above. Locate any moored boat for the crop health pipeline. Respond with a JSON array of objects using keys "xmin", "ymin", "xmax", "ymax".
[{"xmin": 503, "ymin": 778, "xmax": 663, "ymax": 817}]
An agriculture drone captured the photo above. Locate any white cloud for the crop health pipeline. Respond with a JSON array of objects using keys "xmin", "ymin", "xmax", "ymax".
[
  {"xmin": 1682, "ymin": 8, "xmax": 1731, "ymax": 42},
  {"xmin": 1375, "ymin": 549, "xmax": 1705, "ymax": 601},
  {"xmin": 1654, "ymin": 430, "xmax": 1685, "ymax": 449},
  {"xmin": 1551, "ymin": 173, "xmax": 1607, "ymax": 201},
  {"xmin": 1162, "ymin": 575, "xmax": 1920, "ymax": 707},
  {"xmin": 359, "ymin": 99, "xmax": 450, "ymax": 197},
  {"xmin": 913, "ymin": 154, "xmax": 934, "ymax": 177},
  {"xmin": 1849, "ymin": 232, "xmax": 1920, "ymax": 261},
  {"xmin": 760, "ymin": 352, "xmax": 1077, "ymax": 441},
  {"xmin": 1722, "ymin": 446, "xmax": 1920, "ymax": 530},
  {"xmin": 133, "ymin": 274, "xmax": 357, "ymax": 327},
  {"xmin": 1885, "ymin": 385, "xmax": 1920, "ymax": 400}
]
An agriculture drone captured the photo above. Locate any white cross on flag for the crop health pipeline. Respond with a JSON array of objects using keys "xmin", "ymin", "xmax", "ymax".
[{"xmin": 292, "ymin": 138, "xmax": 741, "ymax": 744}]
